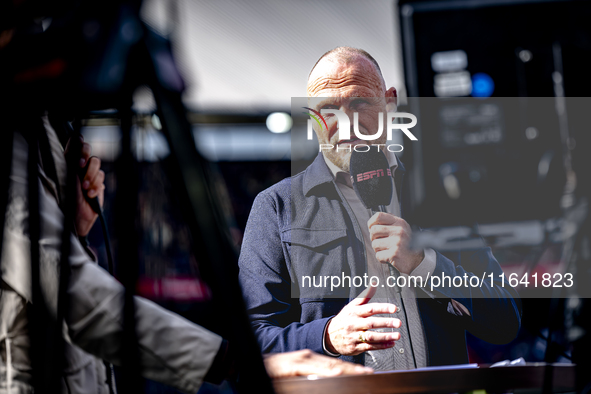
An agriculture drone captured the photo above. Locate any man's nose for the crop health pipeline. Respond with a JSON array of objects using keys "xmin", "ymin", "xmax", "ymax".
[{"xmin": 340, "ymin": 106, "xmax": 355, "ymax": 118}]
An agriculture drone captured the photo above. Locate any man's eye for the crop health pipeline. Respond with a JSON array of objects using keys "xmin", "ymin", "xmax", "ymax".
[
  {"xmin": 319, "ymin": 105, "xmax": 339, "ymax": 116},
  {"xmin": 351, "ymin": 99, "xmax": 369, "ymax": 108}
]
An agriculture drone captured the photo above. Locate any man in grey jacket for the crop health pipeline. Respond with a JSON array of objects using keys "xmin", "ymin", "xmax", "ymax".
[{"xmin": 0, "ymin": 120, "xmax": 227, "ymax": 394}]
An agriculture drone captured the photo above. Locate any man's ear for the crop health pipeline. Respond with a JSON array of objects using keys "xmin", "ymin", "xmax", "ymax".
[{"xmin": 385, "ymin": 87, "xmax": 397, "ymax": 112}]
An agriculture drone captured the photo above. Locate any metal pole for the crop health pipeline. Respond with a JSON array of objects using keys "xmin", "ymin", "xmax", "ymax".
[
  {"xmin": 115, "ymin": 106, "xmax": 143, "ymax": 392},
  {"xmin": 147, "ymin": 58, "xmax": 274, "ymax": 393}
]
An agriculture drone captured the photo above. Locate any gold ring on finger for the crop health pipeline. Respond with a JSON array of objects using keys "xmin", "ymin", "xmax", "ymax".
[{"xmin": 359, "ymin": 333, "xmax": 366, "ymax": 343}]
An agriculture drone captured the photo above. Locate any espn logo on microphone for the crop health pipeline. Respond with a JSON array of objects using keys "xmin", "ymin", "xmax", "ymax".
[{"xmin": 356, "ymin": 168, "xmax": 392, "ymax": 182}]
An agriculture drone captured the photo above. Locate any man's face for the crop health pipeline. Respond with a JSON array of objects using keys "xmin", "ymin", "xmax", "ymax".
[{"xmin": 306, "ymin": 56, "xmax": 396, "ymax": 172}]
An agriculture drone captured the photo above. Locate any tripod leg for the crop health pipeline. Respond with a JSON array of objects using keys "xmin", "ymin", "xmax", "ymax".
[{"xmin": 149, "ymin": 81, "xmax": 273, "ymax": 393}]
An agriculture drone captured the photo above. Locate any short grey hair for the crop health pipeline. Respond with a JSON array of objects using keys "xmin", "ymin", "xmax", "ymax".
[{"xmin": 308, "ymin": 46, "xmax": 384, "ymax": 81}]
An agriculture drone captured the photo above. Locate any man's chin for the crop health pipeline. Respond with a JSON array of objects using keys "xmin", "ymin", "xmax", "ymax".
[{"xmin": 324, "ymin": 150, "xmax": 351, "ymax": 173}]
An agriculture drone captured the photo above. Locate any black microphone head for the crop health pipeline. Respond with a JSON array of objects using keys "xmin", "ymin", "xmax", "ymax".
[{"xmin": 349, "ymin": 148, "xmax": 393, "ymax": 210}]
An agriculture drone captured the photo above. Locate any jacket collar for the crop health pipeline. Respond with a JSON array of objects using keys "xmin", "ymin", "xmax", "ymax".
[
  {"xmin": 303, "ymin": 152, "xmax": 335, "ymax": 196},
  {"xmin": 303, "ymin": 151, "xmax": 406, "ymax": 196}
]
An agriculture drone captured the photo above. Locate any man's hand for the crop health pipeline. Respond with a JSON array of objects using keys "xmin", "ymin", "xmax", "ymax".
[
  {"xmin": 263, "ymin": 349, "xmax": 373, "ymax": 379},
  {"xmin": 368, "ymin": 212, "xmax": 424, "ymax": 275},
  {"xmin": 65, "ymin": 136, "xmax": 105, "ymax": 237},
  {"xmin": 325, "ymin": 284, "xmax": 400, "ymax": 356}
]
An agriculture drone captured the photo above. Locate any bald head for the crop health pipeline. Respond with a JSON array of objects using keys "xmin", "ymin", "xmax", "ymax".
[
  {"xmin": 309, "ymin": 47, "xmax": 383, "ymax": 80},
  {"xmin": 307, "ymin": 47, "xmax": 387, "ymax": 96}
]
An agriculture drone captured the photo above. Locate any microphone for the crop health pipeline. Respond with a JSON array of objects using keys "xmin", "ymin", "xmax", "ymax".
[{"xmin": 349, "ymin": 148, "xmax": 401, "ymax": 291}]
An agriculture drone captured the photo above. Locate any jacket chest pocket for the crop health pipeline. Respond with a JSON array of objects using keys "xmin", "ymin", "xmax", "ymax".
[{"xmin": 283, "ymin": 228, "xmax": 350, "ymax": 298}]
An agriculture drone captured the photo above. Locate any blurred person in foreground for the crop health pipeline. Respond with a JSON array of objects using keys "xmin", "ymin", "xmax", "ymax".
[
  {"xmin": 0, "ymin": 120, "xmax": 225, "ymax": 393},
  {"xmin": 238, "ymin": 47, "xmax": 521, "ymax": 369},
  {"xmin": 0, "ymin": 27, "xmax": 371, "ymax": 394}
]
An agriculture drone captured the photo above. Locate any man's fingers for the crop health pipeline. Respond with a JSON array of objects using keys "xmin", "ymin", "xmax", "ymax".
[
  {"xmin": 79, "ymin": 142, "xmax": 92, "ymax": 166},
  {"xmin": 369, "ymin": 224, "xmax": 402, "ymax": 241},
  {"xmin": 356, "ymin": 341, "xmax": 397, "ymax": 353},
  {"xmin": 371, "ymin": 236, "xmax": 401, "ymax": 253},
  {"xmin": 355, "ymin": 303, "xmax": 397, "ymax": 317},
  {"xmin": 368, "ymin": 212, "xmax": 400, "ymax": 229},
  {"xmin": 98, "ymin": 184, "xmax": 105, "ymax": 207},
  {"xmin": 306, "ymin": 356, "xmax": 373, "ymax": 377},
  {"xmin": 87, "ymin": 170, "xmax": 105, "ymax": 198},
  {"xmin": 82, "ymin": 157, "xmax": 101, "ymax": 187},
  {"xmin": 355, "ymin": 316, "xmax": 400, "ymax": 330},
  {"xmin": 375, "ymin": 250, "xmax": 395, "ymax": 266},
  {"xmin": 327, "ymin": 363, "xmax": 373, "ymax": 376},
  {"xmin": 358, "ymin": 330, "xmax": 400, "ymax": 344},
  {"xmin": 349, "ymin": 283, "xmax": 378, "ymax": 306},
  {"xmin": 263, "ymin": 350, "xmax": 373, "ymax": 378}
]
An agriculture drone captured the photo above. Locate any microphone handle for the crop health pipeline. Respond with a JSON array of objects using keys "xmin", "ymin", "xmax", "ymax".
[{"xmin": 86, "ymin": 195, "xmax": 102, "ymax": 214}]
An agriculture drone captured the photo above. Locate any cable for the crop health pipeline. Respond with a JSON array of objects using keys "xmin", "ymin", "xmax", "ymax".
[{"xmin": 97, "ymin": 209, "xmax": 114, "ymax": 275}]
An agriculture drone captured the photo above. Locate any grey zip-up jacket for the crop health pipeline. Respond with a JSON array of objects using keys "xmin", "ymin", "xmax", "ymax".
[{"xmin": 1, "ymin": 126, "xmax": 222, "ymax": 394}]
